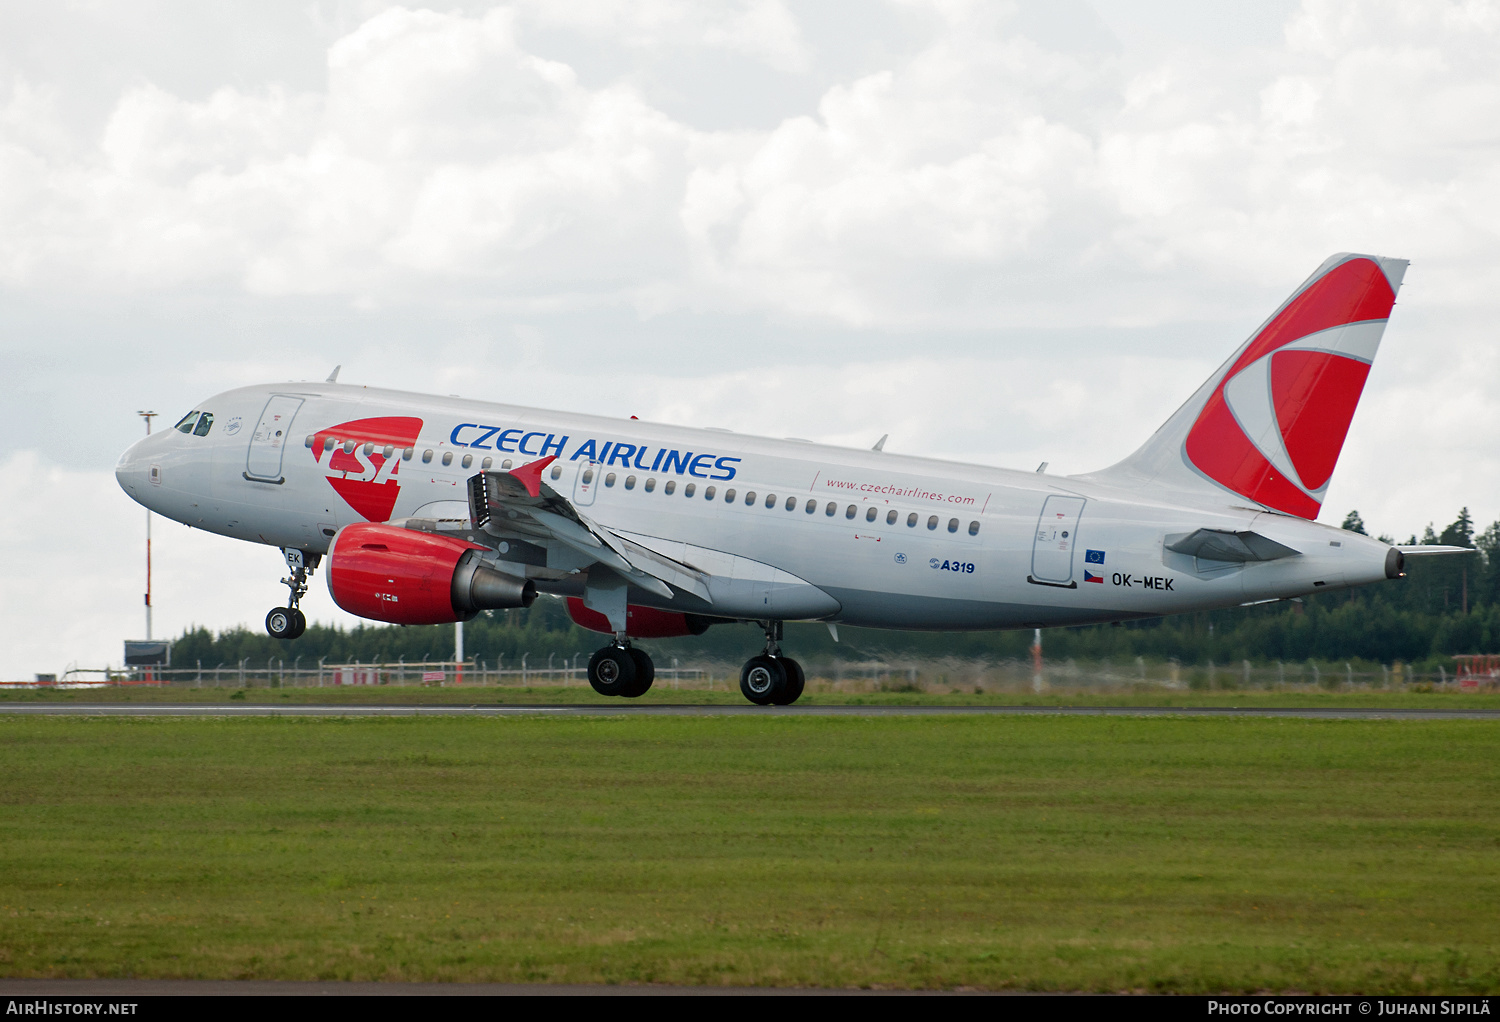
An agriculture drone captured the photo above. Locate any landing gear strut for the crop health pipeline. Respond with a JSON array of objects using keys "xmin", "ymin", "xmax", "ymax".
[
  {"xmin": 739, "ymin": 621, "xmax": 805, "ymax": 706},
  {"xmin": 587, "ymin": 636, "xmax": 655, "ymax": 698},
  {"xmin": 265, "ymin": 548, "xmax": 316, "ymax": 640}
]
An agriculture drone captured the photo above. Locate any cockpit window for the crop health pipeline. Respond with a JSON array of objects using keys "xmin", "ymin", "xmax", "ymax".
[
  {"xmin": 192, "ymin": 412, "xmax": 214, "ymax": 436},
  {"xmin": 174, "ymin": 411, "xmax": 199, "ymax": 434}
]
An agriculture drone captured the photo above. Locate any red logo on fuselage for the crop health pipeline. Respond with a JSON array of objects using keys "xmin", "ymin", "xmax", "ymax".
[{"xmin": 311, "ymin": 417, "xmax": 424, "ymax": 522}]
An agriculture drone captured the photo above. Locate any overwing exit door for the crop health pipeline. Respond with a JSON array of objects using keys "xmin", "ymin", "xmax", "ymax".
[
  {"xmin": 1030, "ymin": 495, "xmax": 1086, "ymax": 587},
  {"xmin": 245, "ymin": 395, "xmax": 304, "ymax": 483},
  {"xmin": 572, "ymin": 460, "xmax": 599, "ymax": 506}
]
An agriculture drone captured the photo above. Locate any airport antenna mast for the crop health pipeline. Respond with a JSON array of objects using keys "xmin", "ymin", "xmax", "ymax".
[{"xmin": 138, "ymin": 411, "xmax": 157, "ymax": 640}]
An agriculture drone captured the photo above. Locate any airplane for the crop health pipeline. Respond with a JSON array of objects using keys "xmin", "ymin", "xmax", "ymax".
[{"xmin": 115, "ymin": 252, "xmax": 1460, "ymax": 704}]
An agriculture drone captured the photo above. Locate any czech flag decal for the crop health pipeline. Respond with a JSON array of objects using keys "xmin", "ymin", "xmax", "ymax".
[{"xmin": 1084, "ymin": 570, "xmax": 1105, "ymax": 583}]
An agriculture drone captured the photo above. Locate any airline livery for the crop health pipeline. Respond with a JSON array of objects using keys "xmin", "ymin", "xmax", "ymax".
[{"xmin": 117, "ymin": 253, "xmax": 1445, "ymax": 704}]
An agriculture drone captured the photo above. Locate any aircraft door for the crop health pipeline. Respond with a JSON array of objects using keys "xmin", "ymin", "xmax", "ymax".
[
  {"xmin": 1030, "ymin": 495, "xmax": 1086, "ymax": 586},
  {"xmin": 572, "ymin": 460, "xmax": 599, "ymax": 506},
  {"xmin": 245, "ymin": 395, "xmax": 304, "ymax": 483}
]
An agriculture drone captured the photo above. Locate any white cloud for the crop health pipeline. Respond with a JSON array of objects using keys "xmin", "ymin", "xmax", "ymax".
[{"xmin": 3, "ymin": 0, "xmax": 1498, "ymax": 327}]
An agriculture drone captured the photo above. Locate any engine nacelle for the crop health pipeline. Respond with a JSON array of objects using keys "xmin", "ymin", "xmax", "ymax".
[
  {"xmin": 565, "ymin": 597, "xmax": 712, "ymax": 638},
  {"xmin": 328, "ymin": 523, "xmax": 536, "ymax": 625}
]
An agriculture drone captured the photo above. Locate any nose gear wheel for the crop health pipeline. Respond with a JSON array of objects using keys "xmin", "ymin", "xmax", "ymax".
[{"xmin": 264, "ymin": 548, "xmax": 318, "ymax": 639}]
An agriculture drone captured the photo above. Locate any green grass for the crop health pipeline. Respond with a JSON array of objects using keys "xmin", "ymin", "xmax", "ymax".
[
  {"xmin": 5, "ymin": 682, "xmax": 1500, "ymax": 708},
  {"xmin": 1, "ymin": 714, "xmax": 1497, "ymax": 991}
]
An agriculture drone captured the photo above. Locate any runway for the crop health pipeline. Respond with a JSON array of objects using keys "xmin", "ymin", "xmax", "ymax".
[{"xmin": 2, "ymin": 702, "xmax": 1497, "ymax": 719}]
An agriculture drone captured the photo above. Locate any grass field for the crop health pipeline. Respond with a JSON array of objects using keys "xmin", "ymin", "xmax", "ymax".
[
  {"xmin": 4, "ymin": 682, "xmax": 1500, "ymax": 709},
  {"xmin": 1, "ymin": 713, "xmax": 1497, "ymax": 992}
]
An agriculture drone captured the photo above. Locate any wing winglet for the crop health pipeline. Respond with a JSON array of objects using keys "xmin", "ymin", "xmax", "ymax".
[{"xmin": 509, "ymin": 455, "xmax": 556, "ymax": 498}]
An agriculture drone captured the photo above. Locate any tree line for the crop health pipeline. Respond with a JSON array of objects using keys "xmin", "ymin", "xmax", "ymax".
[{"xmin": 167, "ymin": 509, "xmax": 1498, "ymax": 671}]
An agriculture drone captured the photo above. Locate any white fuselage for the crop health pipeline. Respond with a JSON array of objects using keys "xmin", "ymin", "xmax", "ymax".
[{"xmin": 115, "ymin": 382, "xmax": 1394, "ymax": 630}]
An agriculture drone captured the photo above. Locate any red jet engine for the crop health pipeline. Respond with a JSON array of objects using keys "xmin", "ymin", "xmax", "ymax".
[
  {"xmin": 565, "ymin": 598, "xmax": 713, "ymax": 638},
  {"xmin": 328, "ymin": 523, "xmax": 535, "ymax": 625}
]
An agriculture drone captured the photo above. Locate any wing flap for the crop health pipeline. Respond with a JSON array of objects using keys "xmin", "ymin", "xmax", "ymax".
[{"xmin": 467, "ymin": 459, "xmax": 709, "ymax": 603}]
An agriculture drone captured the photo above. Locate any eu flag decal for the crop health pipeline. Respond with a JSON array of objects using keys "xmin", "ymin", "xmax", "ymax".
[
  {"xmin": 1084, "ymin": 570, "xmax": 1105, "ymax": 583},
  {"xmin": 1085, "ymin": 549, "xmax": 1106, "ymax": 564}
]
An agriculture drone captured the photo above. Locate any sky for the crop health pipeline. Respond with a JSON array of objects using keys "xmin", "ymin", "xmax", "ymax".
[{"xmin": 3, "ymin": 0, "xmax": 1499, "ymax": 679}]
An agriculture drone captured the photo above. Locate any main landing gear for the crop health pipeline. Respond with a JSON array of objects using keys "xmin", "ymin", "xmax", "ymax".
[
  {"xmin": 265, "ymin": 548, "xmax": 317, "ymax": 640},
  {"xmin": 739, "ymin": 621, "xmax": 805, "ymax": 706},
  {"xmin": 587, "ymin": 638, "xmax": 655, "ymax": 698}
]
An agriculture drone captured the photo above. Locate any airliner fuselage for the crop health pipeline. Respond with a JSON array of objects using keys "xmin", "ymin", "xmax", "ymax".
[{"xmin": 114, "ymin": 253, "xmax": 1414, "ymax": 703}]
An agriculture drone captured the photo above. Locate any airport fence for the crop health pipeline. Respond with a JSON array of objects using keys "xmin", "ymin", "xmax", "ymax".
[{"xmin": 6, "ymin": 655, "xmax": 1497, "ymax": 692}]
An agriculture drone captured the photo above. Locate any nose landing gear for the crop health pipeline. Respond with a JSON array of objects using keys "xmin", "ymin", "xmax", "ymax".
[
  {"xmin": 739, "ymin": 621, "xmax": 805, "ymax": 706},
  {"xmin": 587, "ymin": 637, "xmax": 655, "ymax": 698},
  {"xmin": 265, "ymin": 548, "xmax": 317, "ymax": 640}
]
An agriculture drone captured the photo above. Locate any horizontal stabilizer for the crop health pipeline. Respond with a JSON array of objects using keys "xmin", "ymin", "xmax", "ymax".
[
  {"xmin": 1396, "ymin": 545, "xmax": 1474, "ymax": 556},
  {"xmin": 1165, "ymin": 529, "xmax": 1300, "ymax": 563}
]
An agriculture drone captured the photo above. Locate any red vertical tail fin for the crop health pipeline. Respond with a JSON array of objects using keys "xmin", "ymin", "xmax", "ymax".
[{"xmin": 1084, "ymin": 253, "xmax": 1407, "ymax": 518}]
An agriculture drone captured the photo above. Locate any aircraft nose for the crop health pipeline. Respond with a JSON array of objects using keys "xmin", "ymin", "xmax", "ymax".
[{"xmin": 115, "ymin": 438, "xmax": 151, "ymax": 502}]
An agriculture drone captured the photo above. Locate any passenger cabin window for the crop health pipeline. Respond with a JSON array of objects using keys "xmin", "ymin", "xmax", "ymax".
[
  {"xmin": 865, "ymin": 506, "xmax": 877, "ymax": 522},
  {"xmin": 683, "ymin": 482, "xmax": 694, "ymax": 497},
  {"xmin": 326, "ymin": 438, "xmax": 338, "ymax": 454},
  {"xmin": 625, "ymin": 475, "xmax": 636, "ymax": 490},
  {"xmin": 665, "ymin": 480, "xmax": 676, "ymax": 495},
  {"xmin": 705, "ymin": 486, "xmax": 716, "ymax": 500},
  {"xmin": 766, "ymin": 494, "xmax": 776, "ymax": 508},
  {"xmin": 805, "ymin": 500, "xmax": 817, "ymax": 514},
  {"xmin": 482, "ymin": 457, "xmax": 492, "ymax": 470},
  {"xmin": 969, "ymin": 521, "xmax": 981, "ymax": 536},
  {"xmin": 887, "ymin": 510, "xmax": 897, "ymax": 524},
  {"xmin": 502, "ymin": 459, "xmax": 513, "ymax": 470},
  {"xmin": 550, "ymin": 465, "xmax": 563, "ymax": 480},
  {"xmin": 845, "ymin": 505, "xmax": 857, "ymax": 520},
  {"xmin": 174, "ymin": 411, "xmax": 199, "ymax": 433},
  {"xmin": 442, "ymin": 452, "xmax": 453, "ymax": 466},
  {"xmin": 825, "ymin": 502, "xmax": 836, "ymax": 517},
  {"xmin": 724, "ymin": 488, "xmax": 736, "ymax": 503},
  {"xmin": 305, "ymin": 434, "xmax": 315, "ymax": 448},
  {"xmin": 193, "ymin": 412, "xmax": 214, "ymax": 437},
  {"xmin": 644, "ymin": 478, "xmax": 656, "ymax": 492},
  {"xmin": 461, "ymin": 454, "xmax": 473, "ymax": 469},
  {"xmin": 786, "ymin": 497, "xmax": 797, "ymax": 511},
  {"xmin": 605, "ymin": 473, "xmax": 616, "ymax": 487},
  {"xmin": 422, "ymin": 450, "xmax": 433, "ymax": 464},
  {"xmin": 907, "ymin": 513, "xmax": 918, "ymax": 527},
  {"xmin": 744, "ymin": 491, "xmax": 755, "ymax": 506},
  {"xmin": 363, "ymin": 443, "xmax": 374, "ymax": 456},
  {"xmin": 403, "ymin": 447, "xmax": 413, "ymax": 461},
  {"xmin": 927, "ymin": 515, "xmax": 939, "ymax": 530},
  {"xmin": 345, "ymin": 441, "xmax": 356, "ymax": 454},
  {"xmin": 383, "ymin": 445, "xmax": 394, "ymax": 459},
  {"xmin": 948, "ymin": 518, "xmax": 959, "ymax": 533},
  {"xmin": 582, "ymin": 468, "xmax": 594, "ymax": 483}
]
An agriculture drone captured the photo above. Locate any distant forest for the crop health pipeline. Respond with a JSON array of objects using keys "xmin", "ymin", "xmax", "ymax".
[{"xmin": 169, "ymin": 509, "xmax": 1500, "ymax": 671}]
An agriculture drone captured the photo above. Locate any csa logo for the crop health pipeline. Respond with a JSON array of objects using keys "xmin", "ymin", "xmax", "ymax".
[
  {"xmin": 1182, "ymin": 257, "xmax": 1395, "ymax": 519},
  {"xmin": 224, "ymin": 417, "xmax": 242, "ymax": 436},
  {"xmin": 310, "ymin": 417, "xmax": 423, "ymax": 522},
  {"xmin": 894, "ymin": 553, "xmax": 907, "ymax": 564}
]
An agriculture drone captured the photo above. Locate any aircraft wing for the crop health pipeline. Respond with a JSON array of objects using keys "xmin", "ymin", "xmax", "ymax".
[
  {"xmin": 1396, "ymin": 545, "xmax": 1473, "ymax": 556},
  {"xmin": 465, "ymin": 456, "xmax": 713, "ymax": 603}
]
